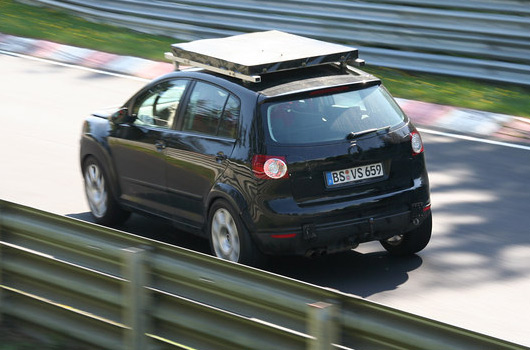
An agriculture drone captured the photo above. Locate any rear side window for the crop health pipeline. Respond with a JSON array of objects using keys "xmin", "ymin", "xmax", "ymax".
[
  {"xmin": 218, "ymin": 95, "xmax": 240, "ymax": 139},
  {"xmin": 182, "ymin": 81, "xmax": 240, "ymax": 138},
  {"xmin": 264, "ymin": 85, "xmax": 405, "ymax": 144}
]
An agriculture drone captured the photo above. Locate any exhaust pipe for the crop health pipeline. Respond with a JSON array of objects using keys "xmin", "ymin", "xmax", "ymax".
[{"xmin": 305, "ymin": 249, "xmax": 326, "ymax": 259}]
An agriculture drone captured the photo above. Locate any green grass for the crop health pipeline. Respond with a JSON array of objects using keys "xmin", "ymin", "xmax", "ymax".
[
  {"xmin": 363, "ymin": 66, "xmax": 530, "ymax": 118},
  {"xmin": 1, "ymin": 0, "xmax": 529, "ymax": 118},
  {"xmin": 0, "ymin": 0, "xmax": 175, "ymax": 60}
]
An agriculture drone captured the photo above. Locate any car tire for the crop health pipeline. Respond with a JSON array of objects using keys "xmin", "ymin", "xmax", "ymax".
[
  {"xmin": 83, "ymin": 156, "xmax": 130, "ymax": 226},
  {"xmin": 380, "ymin": 212, "xmax": 432, "ymax": 256},
  {"xmin": 208, "ymin": 199, "xmax": 265, "ymax": 266}
]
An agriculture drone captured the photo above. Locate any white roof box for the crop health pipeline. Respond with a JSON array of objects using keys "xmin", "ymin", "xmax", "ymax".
[{"xmin": 165, "ymin": 31, "xmax": 363, "ymax": 83}]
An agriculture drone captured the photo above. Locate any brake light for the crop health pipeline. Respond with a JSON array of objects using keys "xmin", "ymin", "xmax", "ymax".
[
  {"xmin": 309, "ymin": 85, "xmax": 349, "ymax": 96},
  {"xmin": 252, "ymin": 155, "xmax": 288, "ymax": 179},
  {"xmin": 410, "ymin": 131, "xmax": 424, "ymax": 155}
]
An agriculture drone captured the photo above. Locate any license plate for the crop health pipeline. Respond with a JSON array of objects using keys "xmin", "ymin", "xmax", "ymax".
[{"xmin": 326, "ymin": 163, "xmax": 384, "ymax": 186}]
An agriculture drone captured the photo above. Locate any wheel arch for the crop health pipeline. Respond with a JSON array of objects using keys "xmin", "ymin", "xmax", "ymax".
[{"xmin": 205, "ymin": 183, "xmax": 254, "ymax": 234}]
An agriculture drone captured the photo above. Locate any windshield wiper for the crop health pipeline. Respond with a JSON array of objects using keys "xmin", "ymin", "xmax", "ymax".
[{"xmin": 346, "ymin": 125, "xmax": 390, "ymax": 140}]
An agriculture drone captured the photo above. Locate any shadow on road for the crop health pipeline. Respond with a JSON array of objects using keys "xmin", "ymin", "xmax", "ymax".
[
  {"xmin": 265, "ymin": 251, "xmax": 423, "ymax": 298},
  {"xmin": 422, "ymin": 134, "xmax": 530, "ymax": 289}
]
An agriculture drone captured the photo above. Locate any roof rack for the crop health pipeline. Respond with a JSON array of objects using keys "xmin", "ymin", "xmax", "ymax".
[{"xmin": 164, "ymin": 31, "xmax": 364, "ymax": 83}]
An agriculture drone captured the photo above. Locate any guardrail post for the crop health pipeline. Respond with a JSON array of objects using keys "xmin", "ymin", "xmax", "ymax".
[
  {"xmin": 122, "ymin": 247, "xmax": 149, "ymax": 350},
  {"xmin": 307, "ymin": 301, "xmax": 338, "ymax": 350}
]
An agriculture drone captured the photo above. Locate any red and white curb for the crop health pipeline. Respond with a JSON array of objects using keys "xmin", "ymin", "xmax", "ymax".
[
  {"xmin": 0, "ymin": 33, "xmax": 173, "ymax": 79},
  {"xmin": 397, "ymin": 99, "xmax": 530, "ymax": 145}
]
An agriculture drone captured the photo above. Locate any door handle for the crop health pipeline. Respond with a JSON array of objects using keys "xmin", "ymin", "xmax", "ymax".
[
  {"xmin": 155, "ymin": 140, "xmax": 166, "ymax": 151},
  {"xmin": 215, "ymin": 152, "xmax": 228, "ymax": 163}
]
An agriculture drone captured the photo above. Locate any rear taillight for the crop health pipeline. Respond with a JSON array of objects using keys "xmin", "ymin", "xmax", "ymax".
[
  {"xmin": 410, "ymin": 130, "xmax": 424, "ymax": 155},
  {"xmin": 252, "ymin": 155, "xmax": 288, "ymax": 179}
]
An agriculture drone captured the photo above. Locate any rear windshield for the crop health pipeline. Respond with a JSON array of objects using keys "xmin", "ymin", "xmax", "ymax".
[{"xmin": 263, "ymin": 85, "xmax": 406, "ymax": 144}]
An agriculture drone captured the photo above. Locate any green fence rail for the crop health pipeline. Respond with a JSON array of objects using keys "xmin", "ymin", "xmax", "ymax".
[{"xmin": 0, "ymin": 200, "xmax": 527, "ymax": 350}]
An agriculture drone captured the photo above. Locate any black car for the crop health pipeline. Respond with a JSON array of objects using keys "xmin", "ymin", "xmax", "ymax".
[{"xmin": 81, "ymin": 31, "xmax": 431, "ymax": 266}]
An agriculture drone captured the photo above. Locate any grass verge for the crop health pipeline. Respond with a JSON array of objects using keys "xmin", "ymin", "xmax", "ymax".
[
  {"xmin": 1, "ymin": 0, "xmax": 529, "ymax": 119},
  {"xmin": 363, "ymin": 66, "xmax": 530, "ymax": 118},
  {"xmin": 0, "ymin": 0, "xmax": 174, "ymax": 60}
]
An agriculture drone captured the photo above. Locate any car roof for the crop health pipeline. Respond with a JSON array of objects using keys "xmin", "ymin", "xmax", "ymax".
[{"xmin": 159, "ymin": 64, "xmax": 380, "ymax": 100}]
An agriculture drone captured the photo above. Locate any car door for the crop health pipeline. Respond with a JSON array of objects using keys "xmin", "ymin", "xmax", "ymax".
[
  {"xmin": 109, "ymin": 79, "xmax": 189, "ymax": 217},
  {"xmin": 165, "ymin": 80, "xmax": 240, "ymax": 228}
]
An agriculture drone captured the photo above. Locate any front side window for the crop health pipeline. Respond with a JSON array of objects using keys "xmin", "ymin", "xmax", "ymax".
[
  {"xmin": 133, "ymin": 79, "xmax": 188, "ymax": 129},
  {"xmin": 264, "ymin": 85, "xmax": 406, "ymax": 144},
  {"xmin": 182, "ymin": 81, "xmax": 240, "ymax": 138}
]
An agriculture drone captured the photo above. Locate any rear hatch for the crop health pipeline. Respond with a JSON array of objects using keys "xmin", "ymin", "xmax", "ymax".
[
  {"xmin": 261, "ymin": 84, "xmax": 416, "ymax": 205},
  {"xmin": 285, "ymin": 129, "xmax": 413, "ymax": 204}
]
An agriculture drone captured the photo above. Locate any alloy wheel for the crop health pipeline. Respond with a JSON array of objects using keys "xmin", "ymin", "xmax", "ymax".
[
  {"xmin": 84, "ymin": 163, "xmax": 108, "ymax": 218},
  {"xmin": 211, "ymin": 208, "xmax": 240, "ymax": 262}
]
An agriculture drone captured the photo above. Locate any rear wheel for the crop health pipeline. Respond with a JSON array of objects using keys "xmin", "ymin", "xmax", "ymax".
[
  {"xmin": 208, "ymin": 200, "xmax": 265, "ymax": 266},
  {"xmin": 83, "ymin": 156, "xmax": 130, "ymax": 226},
  {"xmin": 380, "ymin": 212, "xmax": 432, "ymax": 255}
]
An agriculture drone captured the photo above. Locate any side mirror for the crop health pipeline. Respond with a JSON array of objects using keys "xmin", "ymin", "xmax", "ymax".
[{"xmin": 110, "ymin": 108, "xmax": 135, "ymax": 124}]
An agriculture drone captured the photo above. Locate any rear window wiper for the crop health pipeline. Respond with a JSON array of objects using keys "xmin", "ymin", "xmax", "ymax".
[{"xmin": 346, "ymin": 125, "xmax": 390, "ymax": 140}]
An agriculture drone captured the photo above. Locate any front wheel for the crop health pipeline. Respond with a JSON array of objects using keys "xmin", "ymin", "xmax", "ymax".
[
  {"xmin": 380, "ymin": 212, "xmax": 432, "ymax": 255},
  {"xmin": 83, "ymin": 156, "xmax": 130, "ymax": 226},
  {"xmin": 208, "ymin": 200, "xmax": 265, "ymax": 266}
]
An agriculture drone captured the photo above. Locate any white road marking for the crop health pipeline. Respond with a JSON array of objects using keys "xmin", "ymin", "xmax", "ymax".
[{"xmin": 418, "ymin": 128, "xmax": 530, "ymax": 151}]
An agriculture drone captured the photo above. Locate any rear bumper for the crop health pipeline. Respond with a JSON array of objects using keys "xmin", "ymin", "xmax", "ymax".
[
  {"xmin": 254, "ymin": 206, "xmax": 430, "ymax": 256},
  {"xmin": 247, "ymin": 175, "xmax": 430, "ymax": 256}
]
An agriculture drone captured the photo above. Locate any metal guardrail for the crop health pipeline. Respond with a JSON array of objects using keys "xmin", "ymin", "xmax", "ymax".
[
  {"xmin": 20, "ymin": 0, "xmax": 530, "ymax": 86},
  {"xmin": 1, "ymin": 199, "xmax": 528, "ymax": 350}
]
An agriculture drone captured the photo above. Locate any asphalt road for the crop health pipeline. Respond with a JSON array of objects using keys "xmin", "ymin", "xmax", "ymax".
[{"xmin": 2, "ymin": 53, "xmax": 530, "ymax": 347}]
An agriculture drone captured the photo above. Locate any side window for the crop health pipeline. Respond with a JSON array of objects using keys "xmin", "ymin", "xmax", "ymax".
[
  {"xmin": 133, "ymin": 79, "xmax": 188, "ymax": 129},
  {"xmin": 218, "ymin": 95, "xmax": 241, "ymax": 139},
  {"xmin": 182, "ymin": 81, "xmax": 240, "ymax": 138}
]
